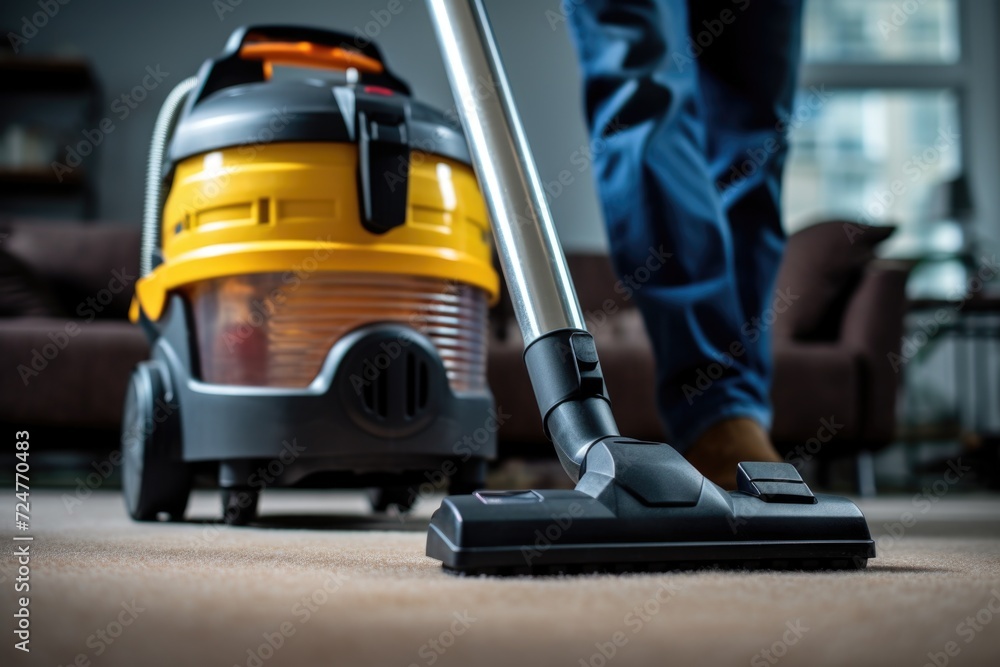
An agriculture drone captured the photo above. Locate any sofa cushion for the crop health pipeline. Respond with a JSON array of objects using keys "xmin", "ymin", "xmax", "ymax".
[
  {"xmin": 773, "ymin": 221, "xmax": 894, "ymax": 341},
  {"xmin": 0, "ymin": 318, "xmax": 149, "ymax": 428},
  {"xmin": 568, "ymin": 254, "xmax": 631, "ymax": 316},
  {"xmin": 770, "ymin": 341, "xmax": 861, "ymax": 448},
  {"xmin": 3, "ymin": 220, "xmax": 141, "ymax": 320},
  {"xmin": 486, "ymin": 332, "xmax": 543, "ymax": 444},
  {"xmin": 490, "ymin": 253, "xmax": 639, "ymax": 341},
  {"xmin": 0, "ymin": 240, "xmax": 64, "ymax": 317}
]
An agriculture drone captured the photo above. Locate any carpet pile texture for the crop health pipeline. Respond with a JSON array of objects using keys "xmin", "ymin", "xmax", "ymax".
[{"xmin": 2, "ymin": 491, "xmax": 998, "ymax": 667}]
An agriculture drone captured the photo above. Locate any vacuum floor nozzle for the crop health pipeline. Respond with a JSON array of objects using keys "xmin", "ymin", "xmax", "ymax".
[{"xmin": 427, "ymin": 440, "xmax": 874, "ymax": 575}]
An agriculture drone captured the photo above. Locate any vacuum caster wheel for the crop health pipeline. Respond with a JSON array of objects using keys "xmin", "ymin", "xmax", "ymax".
[
  {"xmin": 222, "ymin": 488, "xmax": 259, "ymax": 526},
  {"xmin": 369, "ymin": 486, "xmax": 416, "ymax": 514},
  {"xmin": 122, "ymin": 362, "xmax": 192, "ymax": 522},
  {"xmin": 449, "ymin": 459, "xmax": 486, "ymax": 496}
]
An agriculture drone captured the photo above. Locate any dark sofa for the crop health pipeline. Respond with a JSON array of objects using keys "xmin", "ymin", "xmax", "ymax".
[
  {"xmin": 487, "ymin": 222, "xmax": 910, "ymax": 492},
  {"xmin": 1, "ymin": 219, "xmax": 907, "ymax": 488},
  {"xmin": 0, "ymin": 220, "xmax": 148, "ymax": 436}
]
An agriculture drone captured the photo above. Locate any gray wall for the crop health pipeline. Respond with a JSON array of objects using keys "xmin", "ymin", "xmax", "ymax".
[{"xmin": 1, "ymin": 0, "xmax": 609, "ymax": 251}]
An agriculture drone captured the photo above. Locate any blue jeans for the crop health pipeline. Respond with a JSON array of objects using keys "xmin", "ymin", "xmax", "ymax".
[{"xmin": 566, "ymin": 0, "xmax": 804, "ymax": 450}]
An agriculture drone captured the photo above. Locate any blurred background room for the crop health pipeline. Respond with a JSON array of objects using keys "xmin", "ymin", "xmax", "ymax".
[{"xmin": 1, "ymin": 0, "xmax": 998, "ymax": 497}]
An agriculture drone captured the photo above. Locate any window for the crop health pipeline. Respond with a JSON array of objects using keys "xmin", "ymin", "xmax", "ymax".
[
  {"xmin": 784, "ymin": 89, "xmax": 961, "ymax": 233},
  {"xmin": 783, "ymin": 0, "xmax": 967, "ymax": 245},
  {"xmin": 803, "ymin": 0, "xmax": 960, "ymax": 63}
]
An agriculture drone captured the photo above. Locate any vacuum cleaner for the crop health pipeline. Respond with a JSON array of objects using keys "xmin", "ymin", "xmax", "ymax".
[
  {"xmin": 124, "ymin": 24, "xmax": 498, "ymax": 524},
  {"xmin": 125, "ymin": 1, "xmax": 874, "ymax": 574},
  {"xmin": 420, "ymin": 0, "xmax": 875, "ymax": 574}
]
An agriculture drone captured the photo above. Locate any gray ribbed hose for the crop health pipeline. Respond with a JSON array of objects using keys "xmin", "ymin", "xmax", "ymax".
[{"xmin": 141, "ymin": 77, "xmax": 199, "ymax": 277}]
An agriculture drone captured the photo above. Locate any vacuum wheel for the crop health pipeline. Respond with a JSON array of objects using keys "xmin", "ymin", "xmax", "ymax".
[
  {"xmin": 450, "ymin": 459, "xmax": 487, "ymax": 496},
  {"xmin": 369, "ymin": 486, "xmax": 416, "ymax": 514},
  {"xmin": 368, "ymin": 459, "xmax": 487, "ymax": 514},
  {"xmin": 122, "ymin": 362, "xmax": 192, "ymax": 521},
  {"xmin": 221, "ymin": 487, "xmax": 259, "ymax": 526}
]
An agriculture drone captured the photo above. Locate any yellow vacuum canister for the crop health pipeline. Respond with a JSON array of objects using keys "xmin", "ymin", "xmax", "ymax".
[{"xmin": 123, "ymin": 25, "xmax": 499, "ymax": 524}]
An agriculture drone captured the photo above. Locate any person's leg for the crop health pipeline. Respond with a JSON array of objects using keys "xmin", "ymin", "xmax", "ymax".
[
  {"xmin": 690, "ymin": 0, "xmax": 805, "ymax": 410},
  {"xmin": 681, "ymin": 0, "xmax": 804, "ymax": 485},
  {"xmin": 565, "ymin": 0, "xmax": 770, "ymax": 457}
]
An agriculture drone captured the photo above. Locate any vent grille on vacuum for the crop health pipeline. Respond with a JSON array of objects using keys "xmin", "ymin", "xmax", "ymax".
[
  {"xmin": 359, "ymin": 350, "xmax": 431, "ymax": 421},
  {"xmin": 184, "ymin": 272, "xmax": 488, "ymax": 391}
]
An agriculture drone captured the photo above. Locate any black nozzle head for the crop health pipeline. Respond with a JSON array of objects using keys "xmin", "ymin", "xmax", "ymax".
[{"xmin": 426, "ymin": 442, "xmax": 874, "ymax": 576}]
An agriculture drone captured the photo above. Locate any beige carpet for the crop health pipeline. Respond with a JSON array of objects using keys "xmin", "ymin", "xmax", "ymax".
[{"xmin": 3, "ymin": 490, "xmax": 999, "ymax": 667}]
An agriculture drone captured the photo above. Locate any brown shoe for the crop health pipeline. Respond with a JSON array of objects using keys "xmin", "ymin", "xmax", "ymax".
[{"xmin": 683, "ymin": 417, "xmax": 782, "ymax": 490}]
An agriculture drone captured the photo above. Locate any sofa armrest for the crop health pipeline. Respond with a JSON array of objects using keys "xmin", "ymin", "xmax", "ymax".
[
  {"xmin": 839, "ymin": 261, "xmax": 911, "ymax": 445},
  {"xmin": 2, "ymin": 220, "xmax": 141, "ymax": 320}
]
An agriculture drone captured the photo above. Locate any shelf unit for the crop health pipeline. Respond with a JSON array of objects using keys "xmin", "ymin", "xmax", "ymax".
[{"xmin": 0, "ymin": 57, "xmax": 101, "ymax": 218}]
